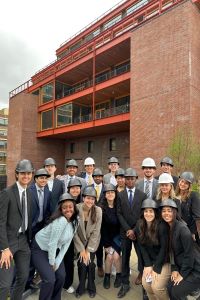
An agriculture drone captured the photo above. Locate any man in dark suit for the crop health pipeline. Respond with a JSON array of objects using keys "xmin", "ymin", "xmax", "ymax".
[
  {"xmin": 117, "ymin": 168, "xmax": 147, "ymax": 298},
  {"xmin": 79, "ymin": 157, "xmax": 95, "ymax": 185},
  {"xmin": 136, "ymin": 157, "xmax": 158, "ymax": 200},
  {"xmin": 44, "ymin": 157, "xmax": 64, "ymax": 212},
  {"xmin": 156, "ymin": 156, "xmax": 179, "ymax": 189},
  {"xmin": 26, "ymin": 168, "xmax": 52, "ymax": 290},
  {"xmin": 0, "ymin": 159, "xmax": 34, "ymax": 300}
]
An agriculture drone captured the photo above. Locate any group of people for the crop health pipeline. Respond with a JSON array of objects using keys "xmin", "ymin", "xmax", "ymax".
[{"xmin": 0, "ymin": 155, "xmax": 200, "ymax": 300}]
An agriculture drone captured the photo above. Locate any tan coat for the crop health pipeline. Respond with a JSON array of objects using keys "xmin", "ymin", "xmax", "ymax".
[{"xmin": 74, "ymin": 203, "xmax": 102, "ymax": 253}]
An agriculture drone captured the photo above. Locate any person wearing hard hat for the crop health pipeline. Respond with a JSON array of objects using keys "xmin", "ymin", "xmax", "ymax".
[
  {"xmin": 136, "ymin": 158, "xmax": 158, "ymax": 200},
  {"xmin": 79, "ymin": 157, "xmax": 95, "ymax": 185},
  {"xmin": 156, "ymin": 173, "xmax": 181, "ymax": 215},
  {"xmin": 160, "ymin": 199, "xmax": 200, "ymax": 300},
  {"xmin": 74, "ymin": 186, "xmax": 102, "ymax": 298},
  {"xmin": 59, "ymin": 159, "xmax": 86, "ymax": 193},
  {"xmin": 103, "ymin": 157, "xmax": 120, "ymax": 186},
  {"xmin": 44, "ymin": 157, "xmax": 64, "ymax": 212},
  {"xmin": 175, "ymin": 172, "xmax": 200, "ymax": 246},
  {"xmin": 26, "ymin": 168, "xmax": 52, "ymax": 290},
  {"xmin": 31, "ymin": 192, "xmax": 79, "ymax": 300},
  {"xmin": 0, "ymin": 159, "xmax": 34, "ymax": 300},
  {"xmin": 156, "ymin": 157, "xmax": 179, "ymax": 188},
  {"xmin": 117, "ymin": 168, "xmax": 147, "ymax": 298},
  {"xmin": 115, "ymin": 168, "xmax": 125, "ymax": 193}
]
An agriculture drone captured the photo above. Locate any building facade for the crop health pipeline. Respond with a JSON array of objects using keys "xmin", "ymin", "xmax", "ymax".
[
  {"xmin": 0, "ymin": 108, "xmax": 8, "ymax": 190},
  {"xmin": 7, "ymin": 0, "xmax": 200, "ymax": 185}
]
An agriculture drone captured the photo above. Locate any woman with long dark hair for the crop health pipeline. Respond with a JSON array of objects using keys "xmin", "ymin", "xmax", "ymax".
[
  {"xmin": 31, "ymin": 192, "xmax": 79, "ymax": 300},
  {"xmin": 74, "ymin": 186, "xmax": 102, "ymax": 298},
  {"xmin": 100, "ymin": 183, "xmax": 121, "ymax": 289},
  {"xmin": 175, "ymin": 172, "xmax": 200, "ymax": 245},
  {"xmin": 160, "ymin": 199, "xmax": 200, "ymax": 300},
  {"xmin": 136, "ymin": 199, "xmax": 170, "ymax": 300}
]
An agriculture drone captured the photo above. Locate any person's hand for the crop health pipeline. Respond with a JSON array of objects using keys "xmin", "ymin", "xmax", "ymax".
[
  {"xmin": 143, "ymin": 266, "xmax": 153, "ymax": 278},
  {"xmin": 171, "ymin": 271, "xmax": 179, "ymax": 281},
  {"xmin": 192, "ymin": 234, "xmax": 196, "ymax": 241},
  {"xmin": 0, "ymin": 248, "xmax": 13, "ymax": 269},
  {"xmin": 152, "ymin": 270, "xmax": 158, "ymax": 281},
  {"xmin": 126, "ymin": 229, "xmax": 136, "ymax": 240},
  {"xmin": 51, "ymin": 264, "xmax": 56, "ymax": 271},
  {"xmin": 79, "ymin": 250, "xmax": 86, "ymax": 263},
  {"xmin": 173, "ymin": 273, "xmax": 183, "ymax": 285},
  {"xmin": 84, "ymin": 251, "xmax": 90, "ymax": 265}
]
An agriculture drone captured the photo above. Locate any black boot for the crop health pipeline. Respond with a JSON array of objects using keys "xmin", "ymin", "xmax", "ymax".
[
  {"xmin": 114, "ymin": 273, "xmax": 121, "ymax": 288},
  {"xmin": 103, "ymin": 273, "xmax": 110, "ymax": 289}
]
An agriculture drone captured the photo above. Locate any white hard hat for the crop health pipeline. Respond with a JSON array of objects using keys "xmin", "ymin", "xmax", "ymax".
[
  {"xmin": 141, "ymin": 157, "xmax": 156, "ymax": 168},
  {"xmin": 84, "ymin": 157, "xmax": 95, "ymax": 165},
  {"xmin": 158, "ymin": 173, "xmax": 174, "ymax": 184}
]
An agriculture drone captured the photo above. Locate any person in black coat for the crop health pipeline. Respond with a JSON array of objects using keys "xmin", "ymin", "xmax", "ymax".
[
  {"xmin": 117, "ymin": 168, "xmax": 147, "ymax": 298},
  {"xmin": 100, "ymin": 184, "xmax": 121, "ymax": 290},
  {"xmin": 136, "ymin": 199, "xmax": 170, "ymax": 300},
  {"xmin": 160, "ymin": 199, "xmax": 200, "ymax": 300},
  {"xmin": 44, "ymin": 157, "xmax": 64, "ymax": 212},
  {"xmin": 0, "ymin": 159, "xmax": 34, "ymax": 300},
  {"xmin": 175, "ymin": 172, "xmax": 200, "ymax": 245}
]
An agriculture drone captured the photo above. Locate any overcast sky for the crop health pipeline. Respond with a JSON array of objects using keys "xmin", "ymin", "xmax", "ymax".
[{"xmin": 0, "ymin": 0, "xmax": 121, "ymax": 109}]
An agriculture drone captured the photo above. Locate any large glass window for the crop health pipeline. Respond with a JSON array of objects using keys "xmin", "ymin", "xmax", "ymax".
[
  {"xmin": 104, "ymin": 15, "xmax": 122, "ymax": 30},
  {"xmin": 41, "ymin": 110, "xmax": 53, "ymax": 130},
  {"xmin": 56, "ymin": 104, "xmax": 72, "ymax": 127},
  {"xmin": 0, "ymin": 141, "xmax": 7, "ymax": 150},
  {"xmin": 0, "ymin": 118, "xmax": 8, "ymax": 126},
  {"xmin": 0, "ymin": 152, "xmax": 6, "ymax": 164},
  {"xmin": 0, "ymin": 164, "xmax": 6, "ymax": 175},
  {"xmin": 0, "ymin": 130, "xmax": 7, "ymax": 136},
  {"xmin": 41, "ymin": 83, "xmax": 54, "ymax": 104},
  {"xmin": 126, "ymin": 0, "xmax": 149, "ymax": 15}
]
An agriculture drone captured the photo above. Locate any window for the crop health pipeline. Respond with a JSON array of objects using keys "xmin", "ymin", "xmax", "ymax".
[
  {"xmin": 126, "ymin": 0, "xmax": 149, "ymax": 15},
  {"xmin": 56, "ymin": 104, "xmax": 72, "ymax": 127},
  {"xmin": 104, "ymin": 15, "xmax": 122, "ymax": 31},
  {"xmin": 0, "ymin": 130, "xmax": 7, "ymax": 136},
  {"xmin": 88, "ymin": 141, "xmax": 94, "ymax": 153},
  {"xmin": 0, "ymin": 152, "xmax": 6, "ymax": 164},
  {"xmin": 0, "ymin": 164, "xmax": 6, "ymax": 175},
  {"xmin": 41, "ymin": 110, "xmax": 53, "ymax": 130},
  {"xmin": 109, "ymin": 138, "xmax": 117, "ymax": 151},
  {"xmin": 0, "ymin": 141, "xmax": 7, "ymax": 150},
  {"xmin": 0, "ymin": 118, "xmax": 8, "ymax": 126},
  {"xmin": 41, "ymin": 83, "xmax": 54, "ymax": 104},
  {"xmin": 70, "ymin": 143, "xmax": 75, "ymax": 154}
]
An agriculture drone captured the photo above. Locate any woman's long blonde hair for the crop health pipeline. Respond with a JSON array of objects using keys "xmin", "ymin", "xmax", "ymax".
[
  {"xmin": 156, "ymin": 183, "xmax": 176, "ymax": 200},
  {"xmin": 175, "ymin": 179, "xmax": 192, "ymax": 201}
]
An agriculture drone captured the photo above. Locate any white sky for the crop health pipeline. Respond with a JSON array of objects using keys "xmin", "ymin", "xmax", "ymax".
[{"xmin": 0, "ymin": 0, "xmax": 121, "ymax": 108}]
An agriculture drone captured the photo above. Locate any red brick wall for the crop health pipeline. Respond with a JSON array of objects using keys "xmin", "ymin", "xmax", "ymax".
[{"xmin": 130, "ymin": 0, "xmax": 200, "ymax": 177}]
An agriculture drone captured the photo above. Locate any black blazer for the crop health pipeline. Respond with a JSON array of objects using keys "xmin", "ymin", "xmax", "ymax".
[
  {"xmin": 171, "ymin": 219, "xmax": 200, "ymax": 281},
  {"xmin": 0, "ymin": 183, "xmax": 32, "ymax": 250},
  {"xmin": 50, "ymin": 178, "xmax": 64, "ymax": 212},
  {"xmin": 117, "ymin": 188, "xmax": 147, "ymax": 238},
  {"xmin": 91, "ymin": 183, "xmax": 105, "ymax": 205}
]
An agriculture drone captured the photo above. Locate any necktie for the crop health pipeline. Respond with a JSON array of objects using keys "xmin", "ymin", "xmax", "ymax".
[
  {"xmin": 145, "ymin": 181, "xmax": 151, "ymax": 198},
  {"xmin": 128, "ymin": 189, "xmax": 133, "ymax": 207},
  {"xmin": 95, "ymin": 185, "xmax": 100, "ymax": 201},
  {"xmin": 38, "ymin": 189, "xmax": 44, "ymax": 222},
  {"xmin": 88, "ymin": 175, "xmax": 93, "ymax": 185},
  {"xmin": 21, "ymin": 191, "xmax": 26, "ymax": 233}
]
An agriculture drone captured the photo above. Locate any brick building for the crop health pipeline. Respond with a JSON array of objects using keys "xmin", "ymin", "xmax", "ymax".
[
  {"xmin": 0, "ymin": 108, "xmax": 8, "ymax": 189},
  {"xmin": 7, "ymin": 0, "xmax": 200, "ymax": 185}
]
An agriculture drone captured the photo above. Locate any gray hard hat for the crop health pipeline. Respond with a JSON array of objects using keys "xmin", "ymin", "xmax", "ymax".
[
  {"xmin": 124, "ymin": 168, "xmax": 138, "ymax": 178},
  {"xmin": 103, "ymin": 183, "xmax": 116, "ymax": 193},
  {"xmin": 66, "ymin": 159, "xmax": 78, "ymax": 167},
  {"xmin": 159, "ymin": 199, "xmax": 178, "ymax": 209},
  {"xmin": 115, "ymin": 168, "xmax": 125, "ymax": 177},
  {"xmin": 108, "ymin": 157, "xmax": 119, "ymax": 164},
  {"xmin": 58, "ymin": 192, "xmax": 75, "ymax": 205},
  {"xmin": 141, "ymin": 199, "xmax": 158, "ymax": 209},
  {"xmin": 160, "ymin": 157, "xmax": 174, "ymax": 167},
  {"xmin": 180, "ymin": 172, "xmax": 194, "ymax": 184},
  {"xmin": 44, "ymin": 157, "xmax": 56, "ymax": 166},
  {"xmin": 34, "ymin": 168, "xmax": 50, "ymax": 179},
  {"xmin": 92, "ymin": 168, "xmax": 103, "ymax": 177},
  {"xmin": 82, "ymin": 186, "xmax": 97, "ymax": 199},
  {"xmin": 15, "ymin": 159, "xmax": 34, "ymax": 173},
  {"xmin": 68, "ymin": 178, "xmax": 82, "ymax": 188}
]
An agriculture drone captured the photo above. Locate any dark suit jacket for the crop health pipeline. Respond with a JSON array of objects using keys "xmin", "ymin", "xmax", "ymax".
[
  {"xmin": 91, "ymin": 183, "xmax": 105, "ymax": 205},
  {"xmin": 28, "ymin": 183, "xmax": 51, "ymax": 235},
  {"xmin": 50, "ymin": 178, "xmax": 64, "ymax": 212},
  {"xmin": 136, "ymin": 178, "xmax": 158, "ymax": 200},
  {"xmin": 117, "ymin": 188, "xmax": 147, "ymax": 238},
  {"xmin": 0, "ymin": 183, "xmax": 32, "ymax": 250}
]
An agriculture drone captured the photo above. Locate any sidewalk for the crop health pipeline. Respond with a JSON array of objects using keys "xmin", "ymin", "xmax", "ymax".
[{"xmin": 26, "ymin": 249, "xmax": 143, "ymax": 300}]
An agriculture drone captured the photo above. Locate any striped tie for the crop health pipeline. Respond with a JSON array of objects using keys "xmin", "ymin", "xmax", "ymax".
[{"xmin": 145, "ymin": 181, "xmax": 151, "ymax": 198}]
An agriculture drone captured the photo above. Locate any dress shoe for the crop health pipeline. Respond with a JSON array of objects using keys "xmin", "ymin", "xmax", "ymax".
[
  {"xmin": 114, "ymin": 273, "xmax": 121, "ymax": 288},
  {"xmin": 97, "ymin": 267, "xmax": 104, "ymax": 277},
  {"xmin": 142, "ymin": 287, "xmax": 149, "ymax": 300},
  {"xmin": 89, "ymin": 292, "xmax": 96, "ymax": 298},
  {"xmin": 103, "ymin": 274, "xmax": 110, "ymax": 289},
  {"xmin": 75, "ymin": 292, "xmax": 81, "ymax": 298},
  {"xmin": 135, "ymin": 272, "xmax": 142, "ymax": 285},
  {"xmin": 117, "ymin": 284, "xmax": 130, "ymax": 298}
]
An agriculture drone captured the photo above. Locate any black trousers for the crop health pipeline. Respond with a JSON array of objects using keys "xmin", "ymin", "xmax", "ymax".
[
  {"xmin": 0, "ymin": 233, "xmax": 30, "ymax": 300},
  {"xmin": 121, "ymin": 237, "xmax": 143, "ymax": 285},
  {"xmin": 31, "ymin": 239, "xmax": 65, "ymax": 300},
  {"xmin": 63, "ymin": 240, "xmax": 74, "ymax": 289},
  {"xmin": 96, "ymin": 239, "xmax": 103, "ymax": 268},
  {"xmin": 76, "ymin": 252, "xmax": 96, "ymax": 295},
  {"xmin": 168, "ymin": 278, "xmax": 200, "ymax": 299}
]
